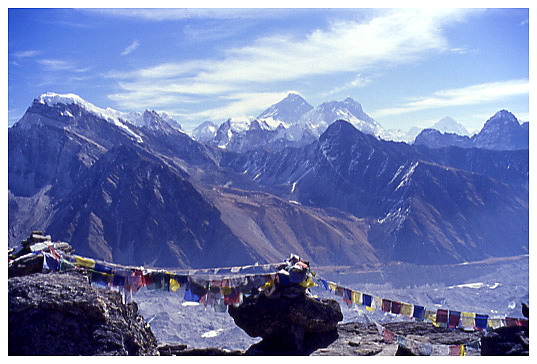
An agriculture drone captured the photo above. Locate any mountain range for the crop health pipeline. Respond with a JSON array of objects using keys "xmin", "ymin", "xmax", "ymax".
[
  {"xmin": 191, "ymin": 93, "xmax": 390, "ymax": 152},
  {"xmin": 415, "ymin": 110, "xmax": 529, "ymax": 150},
  {"xmin": 8, "ymin": 92, "xmax": 529, "ymax": 269}
]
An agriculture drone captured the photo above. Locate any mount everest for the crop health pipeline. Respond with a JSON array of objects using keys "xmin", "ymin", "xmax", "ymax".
[{"xmin": 8, "ymin": 92, "xmax": 528, "ymax": 269}]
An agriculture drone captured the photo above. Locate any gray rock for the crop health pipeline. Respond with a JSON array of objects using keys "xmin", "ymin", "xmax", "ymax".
[
  {"xmin": 228, "ymin": 286, "xmax": 343, "ymax": 354},
  {"xmin": 8, "ymin": 270, "xmax": 158, "ymax": 355}
]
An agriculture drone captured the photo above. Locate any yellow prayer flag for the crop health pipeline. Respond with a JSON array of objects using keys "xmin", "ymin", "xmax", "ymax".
[
  {"xmin": 487, "ymin": 318, "xmax": 504, "ymax": 329},
  {"xmin": 76, "ymin": 256, "xmax": 95, "ymax": 269},
  {"xmin": 170, "ymin": 278, "xmax": 180, "ymax": 292},
  {"xmin": 299, "ymin": 277, "xmax": 317, "ymax": 288},
  {"xmin": 352, "ymin": 290, "xmax": 362, "ymax": 305},
  {"xmin": 460, "ymin": 312, "xmax": 476, "ymax": 328},
  {"xmin": 400, "ymin": 303, "xmax": 413, "ymax": 317}
]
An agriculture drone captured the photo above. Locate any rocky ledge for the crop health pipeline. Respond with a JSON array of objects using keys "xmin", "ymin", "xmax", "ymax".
[{"xmin": 9, "ymin": 270, "xmax": 158, "ymax": 355}]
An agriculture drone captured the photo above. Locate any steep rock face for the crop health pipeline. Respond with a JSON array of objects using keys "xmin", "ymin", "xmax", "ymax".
[
  {"xmin": 8, "ymin": 270, "xmax": 158, "ymax": 356},
  {"xmin": 473, "ymin": 110, "xmax": 528, "ymax": 150},
  {"xmin": 221, "ymin": 120, "xmax": 528, "ymax": 264},
  {"xmin": 46, "ymin": 145, "xmax": 259, "ymax": 268}
]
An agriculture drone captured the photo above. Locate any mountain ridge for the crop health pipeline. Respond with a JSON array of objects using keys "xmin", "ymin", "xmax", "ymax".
[{"xmin": 8, "ymin": 93, "xmax": 529, "ymax": 268}]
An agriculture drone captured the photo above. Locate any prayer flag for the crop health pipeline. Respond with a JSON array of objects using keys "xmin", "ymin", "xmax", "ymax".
[
  {"xmin": 343, "ymin": 289, "xmax": 353, "ymax": 306},
  {"xmin": 449, "ymin": 344, "xmax": 465, "ymax": 356},
  {"xmin": 335, "ymin": 285, "xmax": 345, "ymax": 297},
  {"xmin": 352, "ymin": 290, "xmax": 362, "ymax": 305},
  {"xmin": 382, "ymin": 299, "xmax": 392, "ymax": 313},
  {"xmin": 436, "ymin": 309, "xmax": 448, "ymax": 327},
  {"xmin": 373, "ymin": 296, "xmax": 383, "ymax": 310},
  {"xmin": 448, "ymin": 311, "xmax": 461, "ymax": 328},
  {"xmin": 391, "ymin": 301, "xmax": 402, "ymax": 315},
  {"xmin": 91, "ymin": 271, "xmax": 111, "ymax": 287},
  {"xmin": 127, "ymin": 271, "xmax": 143, "ymax": 292},
  {"xmin": 170, "ymin": 278, "xmax": 180, "ymax": 292},
  {"xmin": 42, "ymin": 252, "xmax": 60, "ymax": 273},
  {"xmin": 94, "ymin": 262, "xmax": 113, "ymax": 275},
  {"xmin": 474, "ymin": 314, "xmax": 488, "ymax": 330},
  {"xmin": 299, "ymin": 276, "xmax": 316, "ymax": 288},
  {"xmin": 76, "ymin": 256, "xmax": 95, "ymax": 269},
  {"xmin": 487, "ymin": 318, "xmax": 504, "ymax": 329},
  {"xmin": 184, "ymin": 287, "xmax": 201, "ymax": 302},
  {"xmin": 383, "ymin": 328, "xmax": 395, "ymax": 343},
  {"xmin": 412, "ymin": 305, "xmax": 425, "ymax": 321},
  {"xmin": 317, "ymin": 278, "xmax": 329, "ymax": 290},
  {"xmin": 362, "ymin": 294, "xmax": 372, "ymax": 307},
  {"xmin": 460, "ymin": 312, "xmax": 475, "ymax": 329},
  {"xmin": 400, "ymin": 303, "xmax": 413, "ymax": 317},
  {"xmin": 224, "ymin": 288, "xmax": 242, "ymax": 306},
  {"xmin": 424, "ymin": 309, "xmax": 437, "ymax": 325}
]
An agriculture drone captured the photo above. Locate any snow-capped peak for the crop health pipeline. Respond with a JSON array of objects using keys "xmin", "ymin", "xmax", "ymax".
[
  {"xmin": 432, "ymin": 116, "xmax": 470, "ymax": 136},
  {"xmin": 257, "ymin": 92, "xmax": 313, "ymax": 125},
  {"xmin": 298, "ymin": 97, "xmax": 383, "ymax": 138},
  {"xmin": 35, "ymin": 92, "xmax": 143, "ymax": 143}
]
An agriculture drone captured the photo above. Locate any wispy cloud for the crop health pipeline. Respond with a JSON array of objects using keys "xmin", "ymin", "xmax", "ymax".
[
  {"xmin": 449, "ymin": 47, "xmax": 479, "ymax": 55},
  {"xmin": 106, "ymin": 8, "xmax": 474, "ymax": 118},
  {"xmin": 373, "ymin": 79, "xmax": 529, "ymax": 118},
  {"xmin": 178, "ymin": 91, "xmax": 293, "ymax": 121},
  {"xmin": 121, "ymin": 40, "xmax": 140, "ymax": 56},
  {"xmin": 324, "ymin": 74, "xmax": 372, "ymax": 97},
  {"xmin": 37, "ymin": 58, "xmax": 90, "ymax": 73},
  {"xmin": 83, "ymin": 8, "xmax": 292, "ymax": 21},
  {"xmin": 12, "ymin": 50, "xmax": 41, "ymax": 58}
]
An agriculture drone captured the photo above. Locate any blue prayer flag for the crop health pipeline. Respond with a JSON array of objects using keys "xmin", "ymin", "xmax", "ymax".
[
  {"xmin": 318, "ymin": 278, "xmax": 329, "ymax": 290},
  {"xmin": 184, "ymin": 288, "xmax": 201, "ymax": 302},
  {"xmin": 94, "ymin": 263, "xmax": 113, "ymax": 274},
  {"xmin": 412, "ymin": 305, "xmax": 425, "ymax": 321},
  {"xmin": 475, "ymin": 314, "xmax": 489, "ymax": 330},
  {"xmin": 362, "ymin": 294, "xmax": 372, "ymax": 307}
]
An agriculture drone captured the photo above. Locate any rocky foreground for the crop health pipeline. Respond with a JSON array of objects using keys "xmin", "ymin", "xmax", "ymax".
[{"xmin": 8, "ymin": 268, "xmax": 529, "ymax": 356}]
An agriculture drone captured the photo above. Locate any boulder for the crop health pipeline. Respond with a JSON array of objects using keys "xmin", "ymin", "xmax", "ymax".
[
  {"xmin": 8, "ymin": 270, "xmax": 158, "ymax": 355},
  {"xmin": 228, "ymin": 285, "xmax": 343, "ymax": 354},
  {"xmin": 481, "ymin": 326, "xmax": 529, "ymax": 355}
]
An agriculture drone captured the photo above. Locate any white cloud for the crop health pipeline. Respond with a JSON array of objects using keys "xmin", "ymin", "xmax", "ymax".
[
  {"xmin": 106, "ymin": 8, "xmax": 474, "ymax": 116},
  {"xmin": 12, "ymin": 50, "xmax": 41, "ymax": 58},
  {"xmin": 121, "ymin": 40, "xmax": 140, "ymax": 56},
  {"xmin": 176, "ymin": 91, "xmax": 292, "ymax": 121},
  {"xmin": 37, "ymin": 58, "xmax": 90, "ymax": 73},
  {"xmin": 324, "ymin": 74, "xmax": 372, "ymax": 97},
  {"xmin": 83, "ymin": 8, "xmax": 291, "ymax": 21},
  {"xmin": 373, "ymin": 79, "xmax": 529, "ymax": 118}
]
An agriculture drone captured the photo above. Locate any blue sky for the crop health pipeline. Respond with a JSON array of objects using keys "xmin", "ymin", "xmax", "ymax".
[{"xmin": 8, "ymin": 7, "xmax": 530, "ymax": 133}]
